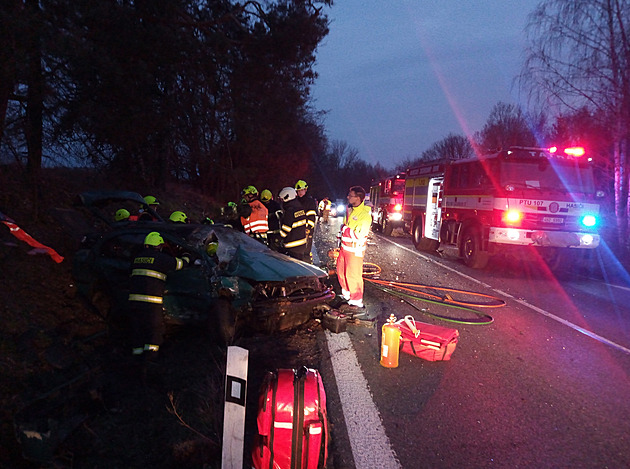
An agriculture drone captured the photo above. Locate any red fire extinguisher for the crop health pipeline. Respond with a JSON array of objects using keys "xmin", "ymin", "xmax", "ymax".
[{"xmin": 380, "ymin": 314, "xmax": 401, "ymax": 368}]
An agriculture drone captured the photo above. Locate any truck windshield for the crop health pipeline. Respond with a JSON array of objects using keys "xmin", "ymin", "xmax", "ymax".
[
  {"xmin": 499, "ymin": 159, "xmax": 595, "ymax": 194},
  {"xmin": 392, "ymin": 179, "xmax": 405, "ymax": 194}
]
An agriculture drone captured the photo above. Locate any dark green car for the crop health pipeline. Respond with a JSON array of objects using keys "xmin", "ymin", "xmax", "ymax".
[{"xmin": 72, "ymin": 191, "xmax": 334, "ymax": 344}]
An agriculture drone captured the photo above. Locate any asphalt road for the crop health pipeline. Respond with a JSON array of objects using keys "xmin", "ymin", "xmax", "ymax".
[{"xmin": 312, "ymin": 218, "xmax": 630, "ymax": 469}]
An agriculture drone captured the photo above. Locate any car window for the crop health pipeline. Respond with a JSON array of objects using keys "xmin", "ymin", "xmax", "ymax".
[{"xmin": 101, "ymin": 233, "xmax": 145, "ymax": 260}]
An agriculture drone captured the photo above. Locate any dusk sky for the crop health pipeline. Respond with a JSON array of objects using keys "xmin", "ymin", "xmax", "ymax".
[{"xmin": 312, "ymin": 1, "xmax": 543, "ymax": 170}]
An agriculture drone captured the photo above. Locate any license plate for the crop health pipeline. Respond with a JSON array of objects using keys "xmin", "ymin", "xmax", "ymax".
[{"xmin": 543, "ymin": 217, "xmax": 563, "ymax": 224}]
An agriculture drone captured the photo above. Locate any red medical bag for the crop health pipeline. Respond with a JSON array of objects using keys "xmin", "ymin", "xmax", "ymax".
[
  {"xmin": 251, "ymin": 367, "xmax": 329, "ymax": 469},
  {"xmin": 398, "ymin": 315, "xmax": 459, "ymax": 361}
]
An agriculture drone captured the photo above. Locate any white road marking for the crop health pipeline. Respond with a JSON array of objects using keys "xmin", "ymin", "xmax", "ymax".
[
  {"xmin": 325, "ymin": 330, "xmax": 402, "ymax": 469},
  {"xmin": 379, "ymin": 236, "xmax": 630, "ymax": 356}
]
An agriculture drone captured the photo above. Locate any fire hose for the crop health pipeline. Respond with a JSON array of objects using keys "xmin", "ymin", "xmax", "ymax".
[{"xmin": 362, "ymin": 261, "xmax": 499, "ymax": 325}]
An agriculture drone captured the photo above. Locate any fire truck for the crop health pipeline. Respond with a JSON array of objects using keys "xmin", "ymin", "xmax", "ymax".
[
  {"xmin": 402, "ymin": 146, "xmax": 602, "ymax": 269},
  {"xmin": 369, "ymin": 173, "xmax": 406, "ymax": 235}
]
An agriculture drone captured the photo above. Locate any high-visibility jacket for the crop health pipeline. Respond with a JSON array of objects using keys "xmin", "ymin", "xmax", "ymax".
[
  {"xmin": 298, "ymin": 195, "xmax": 318, "ymax": 230},
  {"xmin": 128, "ymin": 248, "xmax": 185, "ymax": 306},
  {"xmin": 280, "ymin": 199, "xmax": 308, "ymax": 253},
  {"xmin": 241, "ymin": 200, "xmax": 269, "ymax": 235},
  {"xmin": 340, "ymin": 202, "xmax": 372, "ymax": 257}
]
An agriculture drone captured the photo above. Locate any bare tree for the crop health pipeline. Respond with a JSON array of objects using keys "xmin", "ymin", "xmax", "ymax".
[
  {"xmin": 521, "ymin": 0, "xmax": 630, "ymax": 246},
  {"xmin": 474, "ymin": 102, "xmax": 538, "ymax": 153}
]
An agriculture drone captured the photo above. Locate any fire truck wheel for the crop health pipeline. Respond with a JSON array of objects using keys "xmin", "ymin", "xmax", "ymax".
[
  {"xmin": 412, "ymin": 219, "xmax": 439, "ymax": 251},
  {"xmin": 461, "ymin": 228, "xmax": 489, "ymax": 269},
  {"xmin": 381, "ymin": 216, "xmax": 393, "ymax": 236}
]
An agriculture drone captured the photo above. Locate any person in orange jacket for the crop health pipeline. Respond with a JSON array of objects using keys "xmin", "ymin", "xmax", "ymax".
[{"xmin": 239, "ymin": 185, "xmax": 269, "ymax": 244}]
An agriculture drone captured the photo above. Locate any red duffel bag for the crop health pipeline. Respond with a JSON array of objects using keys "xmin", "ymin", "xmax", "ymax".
[
  {"xmin": 251, "ymin": 366, "xmax": 329, "ymax": 469},
  {"xmin": 397, "ymin": 315, "xmax": 459, "ymax": 361}
]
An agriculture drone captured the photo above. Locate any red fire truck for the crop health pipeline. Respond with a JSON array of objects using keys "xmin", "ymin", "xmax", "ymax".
[
  {"xmin": 402, "ymin": 146, "xmax": 602, "ymax": 269},
  {"xmin": 369, "ymin": 173, "xmax": 406, "ymax": 235}
]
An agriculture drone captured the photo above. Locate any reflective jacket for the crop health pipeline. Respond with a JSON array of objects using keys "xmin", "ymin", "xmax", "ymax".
[
  {"xmin": 280, "ymin": 199, "xmax": 308, "ymax": 252},
  {"xmin": 128, "ymin": 248, "xmax": 185, "ymax": 306},
  {"xmin": 340, "ymin": 202, "xmax": 372, "ymax": 257},
  {"xmin": 298, "ymin": 195, "xmax": 318, "ymax": 230},
  {"xmin": 241, "ymin": 200, "xmax": 269, "ymax": 235}
]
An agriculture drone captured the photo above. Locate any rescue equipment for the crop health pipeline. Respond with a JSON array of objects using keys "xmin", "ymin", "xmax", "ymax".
[
  {"xmin": 397, "ymin": 315, "xmax": 459, "ymax": 361},
  {"xmin": 380, "ymin": 314, "xmax": 401, "ymax": 368},
  {"xmin": 252, "ymin": 367, "xmax": 328, "ymax": 469},
  {"xmin": 0, "ymin": 211, "xmax": 64, "ymax": 263},
  {"xmin": 322, "ymin": 310, "xmax": 347, "ymax": 333}
]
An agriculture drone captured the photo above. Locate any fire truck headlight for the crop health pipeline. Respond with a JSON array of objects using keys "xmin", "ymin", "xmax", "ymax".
[
  {"xmin": 394, "ymin": 203, "xmax": 402, "ymax": 211},
  {"xmin": 390, "ymin": 212, "xmax": 403, "ymax": 221},
  {"xmin": 581, "ymin": 215, "xmax": 597, "ymax": 228},
  {"xmin": 581, "ymin": 234, "xmax": 594, "ymax": 246},
  {"xmin": 506, "ymin": 229, "xmax": 520, "ymax": 241},
  {"xmin": 504, "ymin": 209, "xmax": 522, "ymax": 224}
]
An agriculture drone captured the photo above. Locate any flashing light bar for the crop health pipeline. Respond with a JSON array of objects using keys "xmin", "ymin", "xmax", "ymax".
[{"xmin": 547, "ymin": 146, "xmax": 585, "ymax": 157}]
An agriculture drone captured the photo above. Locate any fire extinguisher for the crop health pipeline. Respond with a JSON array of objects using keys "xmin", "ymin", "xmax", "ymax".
[{"xmin": 380, "ymin": 314, "xmax": 401, "ymax": 368}]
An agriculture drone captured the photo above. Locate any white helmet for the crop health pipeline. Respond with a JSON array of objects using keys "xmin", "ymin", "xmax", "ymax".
[{"xmin": 279, "ymin": 186, "xmax": 297, "ymax": 202}]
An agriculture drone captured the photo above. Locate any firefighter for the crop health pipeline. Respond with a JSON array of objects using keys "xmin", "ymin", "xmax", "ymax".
[
  {"xmin": 169, "ymin": 211, "xmax": 189, "ymax": 223},
  {"xmin": 260, "ymin": 189, "xmax": 283, "ymax": 251},
  {"xmin": 295, "ymin": 180, "xmax": 318, "ymax": 263},
  {"xmin": 337, "ymin": 186, "xmax": 372, "ymax": 311},
  {"xmin": 318, "ymin": 197, "xmax": 332, "ymax": 223},
  {"xmin": 138, "ymin": 195, "xmax": 160, "ymax": 221},
  {"xmin": 215, "ymin": 201, "xmax": 240, "ymax": 230},
  {"xmin": 115, "ymin": 208, "xmax": 130, "ymax": 222},
  {"xmin": 128, "ymin": 232, "xmax": 189, "ymax": 373},
  {"xmin": 278, "ymin": 187, "xmax": 308, "ymax": 261},
  {"xmin": 240, "ymin": 186, "xmax": 269, "ymax": 244}
]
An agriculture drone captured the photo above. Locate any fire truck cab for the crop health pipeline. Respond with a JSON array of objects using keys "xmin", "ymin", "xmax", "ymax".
[
  {"xmin": 370, "ymin": 173, "xmax": 406, "ymax": 235},
  {"xmin": 403, "ymin": 147, "xmax": 601, "ymax": 269}
]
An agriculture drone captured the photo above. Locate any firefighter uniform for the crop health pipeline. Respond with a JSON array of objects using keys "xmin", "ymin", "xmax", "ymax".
[
  {"xmin": 337, "ymin": 190, "xmax": 372, "ymax": 308},
  {"xmin": 279, "ymin": 187, "xmax": 309, "ymax": 261},
  {"xmin": 261, "ymin": 190, "xmax": 283, "ymax": 251},
  {"xmin": 295, "ymin": 180, "xmax": 318, "ymax": 263},
  {"xmin": 128, "ymin": 237, "xmax": 186, "ymax": 358}
]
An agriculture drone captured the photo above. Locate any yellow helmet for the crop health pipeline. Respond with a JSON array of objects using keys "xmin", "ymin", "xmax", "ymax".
[
  {"xmin": 241, "ymin": 185, "xmax": 258, "ymax": 196},
  {"xmin": 144, "ymin": 195, "xmax": 159, "ymax": 206},
  {"xmin": 260, "ymin": 189, "xmax": 273, "ymax": 202},
  {"xmin": 169, "ymin": 211, "xmax": 188, "ymax": 223},
  {"xmin": 295, "ymin": 180, "xmax": 308, "ymax": 190},
  {"xmin": 144, "ymin": 232, "xmax": 164, "ymax": 247},
  {"xmin": 115, "ymin": 208, "xmax": 130, "ymax": 222}
]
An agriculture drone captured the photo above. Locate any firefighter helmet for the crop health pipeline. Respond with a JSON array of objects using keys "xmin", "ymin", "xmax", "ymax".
[
  {"xmin": 144, "ymin": 232, "xmax": 164, "ymax": 247},
  {"xmin": 295, "ymin": 180, "xmax": 308, "ymax": 190},
  {"xmin": 279, "ymin": 187, "xmax": 297, "ymax": 202},
  {"xmin": 241, "ymin": 185, "xmax": 258, "ymax": 196},
  {"xmin": 115, "ymin": 208, "xmax": 130, "ymax": 222},
  {"xmin": 144, "ymin": 195, "xmax": 159, "ymax": 206},
  {"xmin": 169, "ymin": 211, "xmax": 188, "ymax": 223},
  {"xmin": 260, "ymin": 189, "xmax": 273, "ymax": 202}
]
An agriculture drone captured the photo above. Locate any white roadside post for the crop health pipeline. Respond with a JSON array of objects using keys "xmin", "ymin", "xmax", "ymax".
[{"xmin": 221, "ymin": 346, "xmax": 249, "ymax": 469}]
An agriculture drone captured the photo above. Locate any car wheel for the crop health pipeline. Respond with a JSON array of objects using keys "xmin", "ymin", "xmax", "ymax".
[{"xmin": 461, "ymin": 227, "xmax": 489, "ymax": 269}]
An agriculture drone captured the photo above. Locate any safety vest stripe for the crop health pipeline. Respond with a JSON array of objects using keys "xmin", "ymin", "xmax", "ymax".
[
  {"xmin": 128, "ymin": 293, "xmax": 163, "ymax": 304},
  {"xmin": 285, "ymin": 238, "xmax": 307, "ymax": 248},
  {"xmin": 131, "ymin": 269, "xmax": 167, "ymax": 281}
]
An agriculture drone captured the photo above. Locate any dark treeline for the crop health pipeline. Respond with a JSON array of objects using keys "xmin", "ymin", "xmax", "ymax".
[{"xmin": 1, "ymin": 0, "xmax": 382, "ymax": 207}]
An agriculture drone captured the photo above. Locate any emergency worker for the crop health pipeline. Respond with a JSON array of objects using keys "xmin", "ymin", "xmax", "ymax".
[
  {"xmin": 128, "ymin": 232, "xmax": 189, "ymax": 371},
  {"xmin": 260, "ymin": 189, "xmax": 283, "ymax": 251},
  {"xmin": 169, "ymin": 211, "xmax": 188, "ymax": 223},
  {"xmin": 138, "ymin": 195, "xmax": 160, "ymax": 221},
  {"xmin": 115, "ymin": 209, "xmax": 130, "ymax": 222},
  {"xmin": 319, "ymin": 197, "xmax": 332, "ymax": 223},
  {"xmin": 337, "ymin": 186, "xmax": 372, "ymax": 311},
  {"xmin": 240, "ymin": 186, "xmax": 269, "ymax": 244},
  {"xmin": 278, "ymin": 187, "xmax": 308, "ymax": 261},
  {"xmin": 295, "ymin": 180, "xmax": 318, "ymax": 262},
  {"xmin": 216, "ymin": 201, "xmax": 241, "ymax": 230}
]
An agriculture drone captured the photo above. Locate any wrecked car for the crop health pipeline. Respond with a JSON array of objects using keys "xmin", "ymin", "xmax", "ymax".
[{"xmin": 72, "ymin": 191, "xmax": 335, "ymax": 344}]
